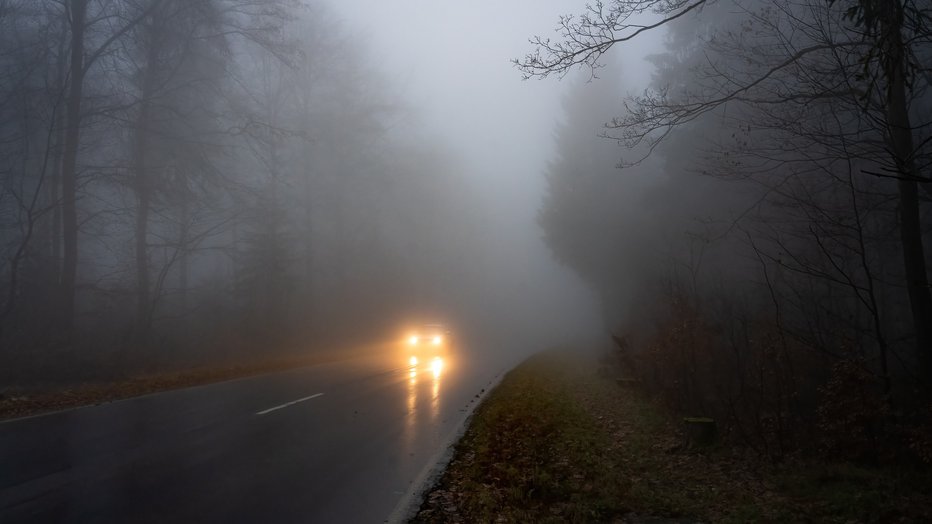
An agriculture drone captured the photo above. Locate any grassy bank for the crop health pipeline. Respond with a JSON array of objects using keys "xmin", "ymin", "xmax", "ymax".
[{"xmin": 411, "ymin": 351, "xmax": 931, "ymax": 523}]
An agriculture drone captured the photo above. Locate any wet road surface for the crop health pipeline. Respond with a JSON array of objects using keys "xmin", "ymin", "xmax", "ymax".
[{"xmin": 0, "ymin": 349, "xmax": 513, "ymax": 523}]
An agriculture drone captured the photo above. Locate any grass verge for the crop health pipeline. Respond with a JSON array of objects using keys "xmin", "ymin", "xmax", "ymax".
[{"xmin": 411, "ymin": 350, "xmax": 931, "ymax": 523}]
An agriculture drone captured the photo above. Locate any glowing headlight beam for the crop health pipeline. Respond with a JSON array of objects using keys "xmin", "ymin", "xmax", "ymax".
[{"xmin": 432, "ymin": 335, "xmax": 442, "ymax": 345}]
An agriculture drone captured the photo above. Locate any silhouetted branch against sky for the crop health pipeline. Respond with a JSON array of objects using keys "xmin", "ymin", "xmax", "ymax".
[{"xmin": 513, "ymin": 0, "xmax": 709, "ymax": 80}]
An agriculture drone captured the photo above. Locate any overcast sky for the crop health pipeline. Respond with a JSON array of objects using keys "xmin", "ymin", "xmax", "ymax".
[
  {"xmin": 326, "ymin": 0, "xmax": 664, "ymax": 210},
  {"xmin": 327, "ymin": 1, "xmax": 564, "ymax": 194},
  {"xmin": 323, "ymin": 1, "xmax": 667, "ymax": 342}
]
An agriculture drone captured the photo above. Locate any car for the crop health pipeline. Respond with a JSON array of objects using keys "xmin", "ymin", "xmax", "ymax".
[{"xmin": 406, "ymin": 323, "xmax": 450, "ymax": 369}]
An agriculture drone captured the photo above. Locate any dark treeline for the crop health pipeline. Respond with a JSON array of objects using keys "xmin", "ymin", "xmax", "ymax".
[
  {"xmin": 0, "ymin": 0, "xmax": 489, "ymax": 384},
  {"xmin": 524, "ymin": 0, "xmax": 931, "ymax": 464}
]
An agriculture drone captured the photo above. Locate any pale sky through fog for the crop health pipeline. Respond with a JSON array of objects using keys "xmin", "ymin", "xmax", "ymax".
[
  {"xmin": 323, "ymin": 1, "xmax": 667, "ymax": 343},
  {"xmin": 326, "ymin": 1, "xmax": 664, "ymax": 224},
  {"xmin": 326, "ymin": 2, "xmax": 563, "ymax": 200}
]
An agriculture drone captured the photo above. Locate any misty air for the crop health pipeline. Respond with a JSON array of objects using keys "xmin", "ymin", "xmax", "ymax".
[{"xmin": 1, "ymin": 1, "xmax": 930, "ymax": 522}]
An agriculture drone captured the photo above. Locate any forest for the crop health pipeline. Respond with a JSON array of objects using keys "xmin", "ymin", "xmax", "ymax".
[
  {"xmin": 524, "ymin": 0, "xmax": 932, "ymax": 464},
  {"xmin": 0, "ymin": 0, "xmax": 504, "ymax": 387},
  {"xmin": 2, "ymin": 0, "xmax": 930, "ymax": 469}
]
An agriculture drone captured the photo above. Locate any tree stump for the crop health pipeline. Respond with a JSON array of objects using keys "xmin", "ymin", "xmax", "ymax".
[{"xmin": 683, "ymin": 417, "xmax": 717, "ymax": 447}]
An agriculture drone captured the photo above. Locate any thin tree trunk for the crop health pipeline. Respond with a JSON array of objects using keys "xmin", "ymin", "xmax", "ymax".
[
  {"xmin": 59, "ymin": 0, "xmax": 87, "ymax": 331},
  {"xmin": 50, "ymin": 16, "xmax": 68, "ymax": 284},
  {"xmin": 881, "ymin": 4, "xmax": 932, "ymax": 388},
  {"xmin": 178, "ymin": 186, "xmax": 189, "ymax": 334},
  {"xmin": 49, "ymin": 101, "xmax": 63, "ymax": 281},
  {"xmin": 134, "ymin": 166, "xmax": 152, "ymax": 342},
  {"xmin": 134, "ymin": 77, "xmax": 155, "ymax": 343}
]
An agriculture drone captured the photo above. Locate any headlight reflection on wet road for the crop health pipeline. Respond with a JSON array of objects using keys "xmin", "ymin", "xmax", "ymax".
[
  {"xmin": 403, "ymin": 357, "xmax": 445, "ymax": 454},
  {"xmin": 431, "ymin": 358, "xmax": 441, "ymax": 419}
]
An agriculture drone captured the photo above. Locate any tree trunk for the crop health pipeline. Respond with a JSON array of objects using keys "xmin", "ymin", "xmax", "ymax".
[
  {"xmin": 134, "ymin": 164, "xmax": 152, "ymax": 342},
  {"xmin": 302, "ymin": 144, "xmax": 315, "ymax": 332},
  {"xmin": 881, "ymin": 3, "xmax": 932, "ymax": 388},
  {"xmin": 133, "ymin": 59, "xmax": 157, "ymax": 343},
  {"xmin": 49, "ymin": 16, "xmax": 69, "ymax": 285},
  {"xmin": 178, "ymin": 186, "xmax": 189, "ymax": 336},
  {"xmin": 48, "ymin": 97, "xmax": 64, "ymax": 285},
  {"xmin": 59, "ymin": 0, "xmax": 87, "ymax": 331}
]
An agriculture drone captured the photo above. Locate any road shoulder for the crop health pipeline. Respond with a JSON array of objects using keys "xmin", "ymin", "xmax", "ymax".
[
  {"xmin": 410, "ymin": 350, "xmax": 932, "ymax": 523},
  {"xmin": 0, "ymin": 350, "xmax": 372, "ymax": 422}
]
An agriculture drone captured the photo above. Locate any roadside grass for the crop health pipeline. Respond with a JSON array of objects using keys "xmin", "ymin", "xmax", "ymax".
[
  {"xmin": 413, "ymin": 352, "xmax": 631, "ymax": 523},
  {"xmin": 770, "ymin": 462, "xmax": 929, "ymax": 523},
  {"xmin": 411, "ymin": 350, "xmax": 932, "ymax": 523}
]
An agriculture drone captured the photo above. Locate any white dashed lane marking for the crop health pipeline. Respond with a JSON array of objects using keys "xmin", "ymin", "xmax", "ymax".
[{"xmin": 255, "ymin": 393, "xmax": 324, "ymax": 415}]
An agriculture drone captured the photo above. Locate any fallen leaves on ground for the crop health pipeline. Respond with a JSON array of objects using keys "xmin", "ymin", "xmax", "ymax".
[{"xmin": 410, "ymin": 350, "xmax": 932, "ymax": 524}]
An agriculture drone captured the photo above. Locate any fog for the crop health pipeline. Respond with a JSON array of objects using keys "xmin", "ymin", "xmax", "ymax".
[
  {"xmin": 323, "ymin": 0, "xmax": 666, "ymax": 350},
  {"xmin": 0, "ymin": 0, "xmax": 609, "ymax": 388},
  {"xmin": 1, "ymin": 0, "xmax": 930, "ymax": 467},
  {"xmin": 318, "ymin": 0, "xmax": 616, "ymax": 353}
]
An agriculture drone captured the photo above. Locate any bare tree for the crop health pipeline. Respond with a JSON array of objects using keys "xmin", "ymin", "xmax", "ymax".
[
  {"xmin": 58, "ymin": 0, "xmax": 165, "ymax": 331},
  {"xmin": 0, "ymin": 2, "xmax": 68, "ymax": 340},
  {"xmin": 516, "ymin": 0, "xmax": 932, "ymax": 387}
]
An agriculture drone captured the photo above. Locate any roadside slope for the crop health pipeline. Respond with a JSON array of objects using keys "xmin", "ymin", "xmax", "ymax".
[{"xmin": 411, "ymin": 351, "xmax": 932, "ymax": 523}]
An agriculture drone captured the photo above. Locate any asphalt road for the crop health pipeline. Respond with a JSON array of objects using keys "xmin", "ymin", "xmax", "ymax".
[{"xmin": 0, "ymin": 347, "xmax": 513, "ymax": 523}]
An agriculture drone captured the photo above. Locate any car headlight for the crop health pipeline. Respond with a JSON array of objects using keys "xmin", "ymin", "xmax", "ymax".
[
  {"xmin": 409, "ymin": 335, "xmax": 418, "ymax": 345},
  {"xmin": 409, "ymin": 356, "xmax": 418, "ymax": 366},
  {"xmin": 432, "ymin": 335, "xmax": 442, "ymax": 345}
]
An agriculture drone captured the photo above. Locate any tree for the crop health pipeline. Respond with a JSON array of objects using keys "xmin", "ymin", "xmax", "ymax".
[
  {"xmin": 57, "ymin": 0, "xmax": 165, "ymax": 331},
  {"xmin": 120, "ymin": 0, "xmax": 230, "ymax": 341},
  {"xmin": 516, "ymin": 0, "xmax": 932, "ymax": 387},
  {"xmin": 842, "ymin": 0, "xmax": 932, "ymax": 386},
  {"xmin": 0, "ymin": 2, "xmax": 65, "ymax": 339}
]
